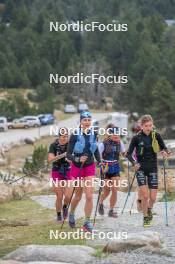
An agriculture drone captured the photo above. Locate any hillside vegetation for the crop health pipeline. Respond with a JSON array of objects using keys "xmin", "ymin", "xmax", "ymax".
[{"xmin": 0, "ymin": 0, "xmax": 175, "ymax": 126}]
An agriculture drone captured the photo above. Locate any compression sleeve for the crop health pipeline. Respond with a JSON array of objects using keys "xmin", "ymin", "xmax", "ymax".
[
  {"xmin": 98, "ymin": 142, "xmax": 104, "ymax": 159},
  {"xmin": 120, "ymin": 140, "xmax": 126, "ymax": 153}
]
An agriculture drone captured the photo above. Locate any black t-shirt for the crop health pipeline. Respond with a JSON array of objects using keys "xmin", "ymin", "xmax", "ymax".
[{"xmin": 49, "ymin": 140, "xmax": 70, "ymax": 170}]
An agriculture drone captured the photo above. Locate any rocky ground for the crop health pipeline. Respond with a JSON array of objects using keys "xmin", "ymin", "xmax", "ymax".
[{"xmin": 1, "ymin": 191, "xmax": 175, "ymax": 264}]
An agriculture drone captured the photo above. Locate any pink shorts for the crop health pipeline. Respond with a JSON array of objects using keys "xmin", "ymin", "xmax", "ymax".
[
  {"xmin": 70, "ymin": 163, "xmax": 96, "ymax": 179},
  {"xmin": 51, "ymin": 170, "xmax": 73, "ymax": 181}
]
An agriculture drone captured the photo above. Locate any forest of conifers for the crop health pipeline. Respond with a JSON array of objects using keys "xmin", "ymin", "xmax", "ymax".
[{"xmin": 0, "ymin": 0, "xmax": 175, "ymax": 127}]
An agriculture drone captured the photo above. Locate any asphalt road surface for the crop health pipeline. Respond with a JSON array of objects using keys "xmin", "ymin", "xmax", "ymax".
[{"xmin": 0, "ymin": 113, "xmax": 108, "ymax": 146}]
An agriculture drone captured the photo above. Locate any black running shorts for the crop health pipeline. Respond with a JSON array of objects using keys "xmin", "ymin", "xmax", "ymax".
[
  {"xmin": 136, "ymin": 168, "xmax": 158, "ymax": 189},
  {"xmin": 105, "ymin": 172, "xmax": 120, "ymax": 179}
]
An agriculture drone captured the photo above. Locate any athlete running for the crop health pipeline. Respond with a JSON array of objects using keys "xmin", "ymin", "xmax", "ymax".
[
  {"xmin": 66, "ymin": 111, "xmax": 101, "ymax": 232},
  {"xmin": 127, "ymin": 115, "xmax": 170, "ymax": 227},
  {"xmin": 48, "ymin": 128, "xmax": 73, "ymax": 222},
  {"xmin": 98, "ymin": 125, "xmax": 126, "ymax": 218}
]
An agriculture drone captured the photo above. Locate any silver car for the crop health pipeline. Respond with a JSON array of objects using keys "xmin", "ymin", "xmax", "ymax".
[
  {"xmin": 22, "ymin": 116, "xmax": 41, "ymax": 127},
  {"xmin": 64, "ymin": 104, "xmax": 77, "ymax": 113}
]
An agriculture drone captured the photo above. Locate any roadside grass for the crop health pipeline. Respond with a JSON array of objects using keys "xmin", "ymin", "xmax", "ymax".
[
  {"xmin": 56, "ymin": 113, "xmax": 75, "ymax": 121},
  {"xmin": 0, "ymin": 136, "xmax": 53, "ymax": 174},
  {"xmin": 1, "ymin": 128, "xmax": 69, "ymax": 174},
  {"xmin": 159, "ymin": 192, "xmax": 175, "ymax": 202},
  {"xmin": 92, "ymin": 246, "xmax": 108, "ymax": 259},
  {"xmin": 0, "ymin": 198, "xmax": 85, "ymax": 258}
]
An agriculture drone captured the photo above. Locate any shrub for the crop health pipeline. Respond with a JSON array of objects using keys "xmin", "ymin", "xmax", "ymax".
[{"xmin": 23, "ymin": 145, "xmax": 48, "ymax": 177}]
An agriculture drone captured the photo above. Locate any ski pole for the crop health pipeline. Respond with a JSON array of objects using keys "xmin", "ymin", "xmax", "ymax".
[
  {"xmin": 93, "ymin": 163, "xmax": 105, "ymax": 226},
  {"xmin": 127, "ymin": 160, "xmax": 131, "ymax": 196},
  {"xmin": 121, "ymin": 172, "xmax": 136, "ymax": 214},
  {"xmin": 163, "ymin": 158, "xmax": 168, "ymax": 226},
  {"xmin": 9, "ymin": 153, "xmax": 66, "ymax": 184}
]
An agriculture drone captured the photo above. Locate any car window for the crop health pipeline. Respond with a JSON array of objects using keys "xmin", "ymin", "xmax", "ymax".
[{"xmin": 26, "ymin": 118, "xmax": 37, "ymax": 121}]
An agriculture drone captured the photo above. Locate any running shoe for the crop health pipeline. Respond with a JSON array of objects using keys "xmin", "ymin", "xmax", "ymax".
[
  {"xmin": 82, "ymin": 220, "xmax": 93, "ymax": 233},
  {"xmin": 69, "ymin": 213, "xmax": 76, "ymax": 228},
  {"xmin": 108, "ymin": 209, "xmax": 118, "ymax": 218},
  {"xmin": 143, "ymin": 216, "xmax": 151, "ymax": 227},
  {"xmin": 56, "ymin": 213, "xmax": 63, "ymax": 223},
  {"xmin": 98, "ymin": 203, "xmax": 105, "ymax": 216}
]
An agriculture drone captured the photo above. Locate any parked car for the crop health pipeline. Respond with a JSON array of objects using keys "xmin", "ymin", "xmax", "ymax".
[
  {"xmin": 0, "ymin": 117, "xmax": 8, "ymax": 132},
  {"xmin": 38, "ymin": 114, "xmax": 55, "ymax": 125},
  {"xmin": 8, "ymin": 119, "xmax": 30, "ymax": 129},
  {"xmin": 92, "ymin": 119, "xmax": 99, "ymax": 132},
  {"xmin": 22, "ymin": 116, "xmax": 41, "ymax": 127},
  {"xmin": 64, "ymin": 104, "xmax": 77, "ymax": 114},
  {"xmin": 78, "ymin": 103, "xmax": 89, "ymax": 113}
]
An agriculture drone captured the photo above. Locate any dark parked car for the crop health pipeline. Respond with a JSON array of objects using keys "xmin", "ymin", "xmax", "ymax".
[{"xmin": 38, "ymin": 114, "xmax": 55, "ymax": 125}]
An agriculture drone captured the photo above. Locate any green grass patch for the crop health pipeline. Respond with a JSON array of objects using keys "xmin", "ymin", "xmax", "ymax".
[
  {"xmin": 159, "ymin": 192, "xmax": 175, "ymax": 202},
  {"xmin": 59, "ymin": 113, "xmax": 75, "ymax": 120},
  {"xmin": 92, "ymin": 246, "xmax": 108, "ymax": 259},
  {"xmin": 0, "ymin": 198, "xmax": 85, "ymax": 258}
]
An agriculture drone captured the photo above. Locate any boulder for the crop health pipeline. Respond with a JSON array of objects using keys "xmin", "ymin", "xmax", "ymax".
[
  {"xmin": 12, "ymin": 186, "xmax": 25, "ymax": 200},
  {"xmin": 10, "ymin": 142, "xmax": 21, "ymax": 148},
  {"xmin": 0, "ymin": 183, "xmax": 13, "ymax": 203},
  {"xmin": 24, "ymin": 137, "xmax": 36, "ymax": 145},
  {"xmin": 3, "ymin": 245, "xmax": 95, "ymax": 263},
  {"xmin": 0, "ymin": 158, "xmax": 7, "ymax": 166},
  {"xmin": 21, "ymin": 181, "xmax": 50, "ymax": 195},
  {"xmin": 21, "ymin": 183, "xmax": 37, "ymax": 194},
  {"xmin": 1, "ymin": 144, "xmax": 10, "ymax": 153},
  {"xmin": 104, "ymin": 231, "xmax": 169, "ymax": 254},
  {"xmin": 17, "ymin": 168, "xmax": 23, "ymax": 173}
]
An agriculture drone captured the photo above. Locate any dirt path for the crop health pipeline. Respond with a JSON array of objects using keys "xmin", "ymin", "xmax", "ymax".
[{"xmin": 32, "ymin": 191, "xmax": 175, "ymax": 263}]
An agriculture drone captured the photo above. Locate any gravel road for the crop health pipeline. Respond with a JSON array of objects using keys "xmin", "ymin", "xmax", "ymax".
[{"xmin": 32, "ymin": 191, "xmax": 175, "ymax": 264}]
